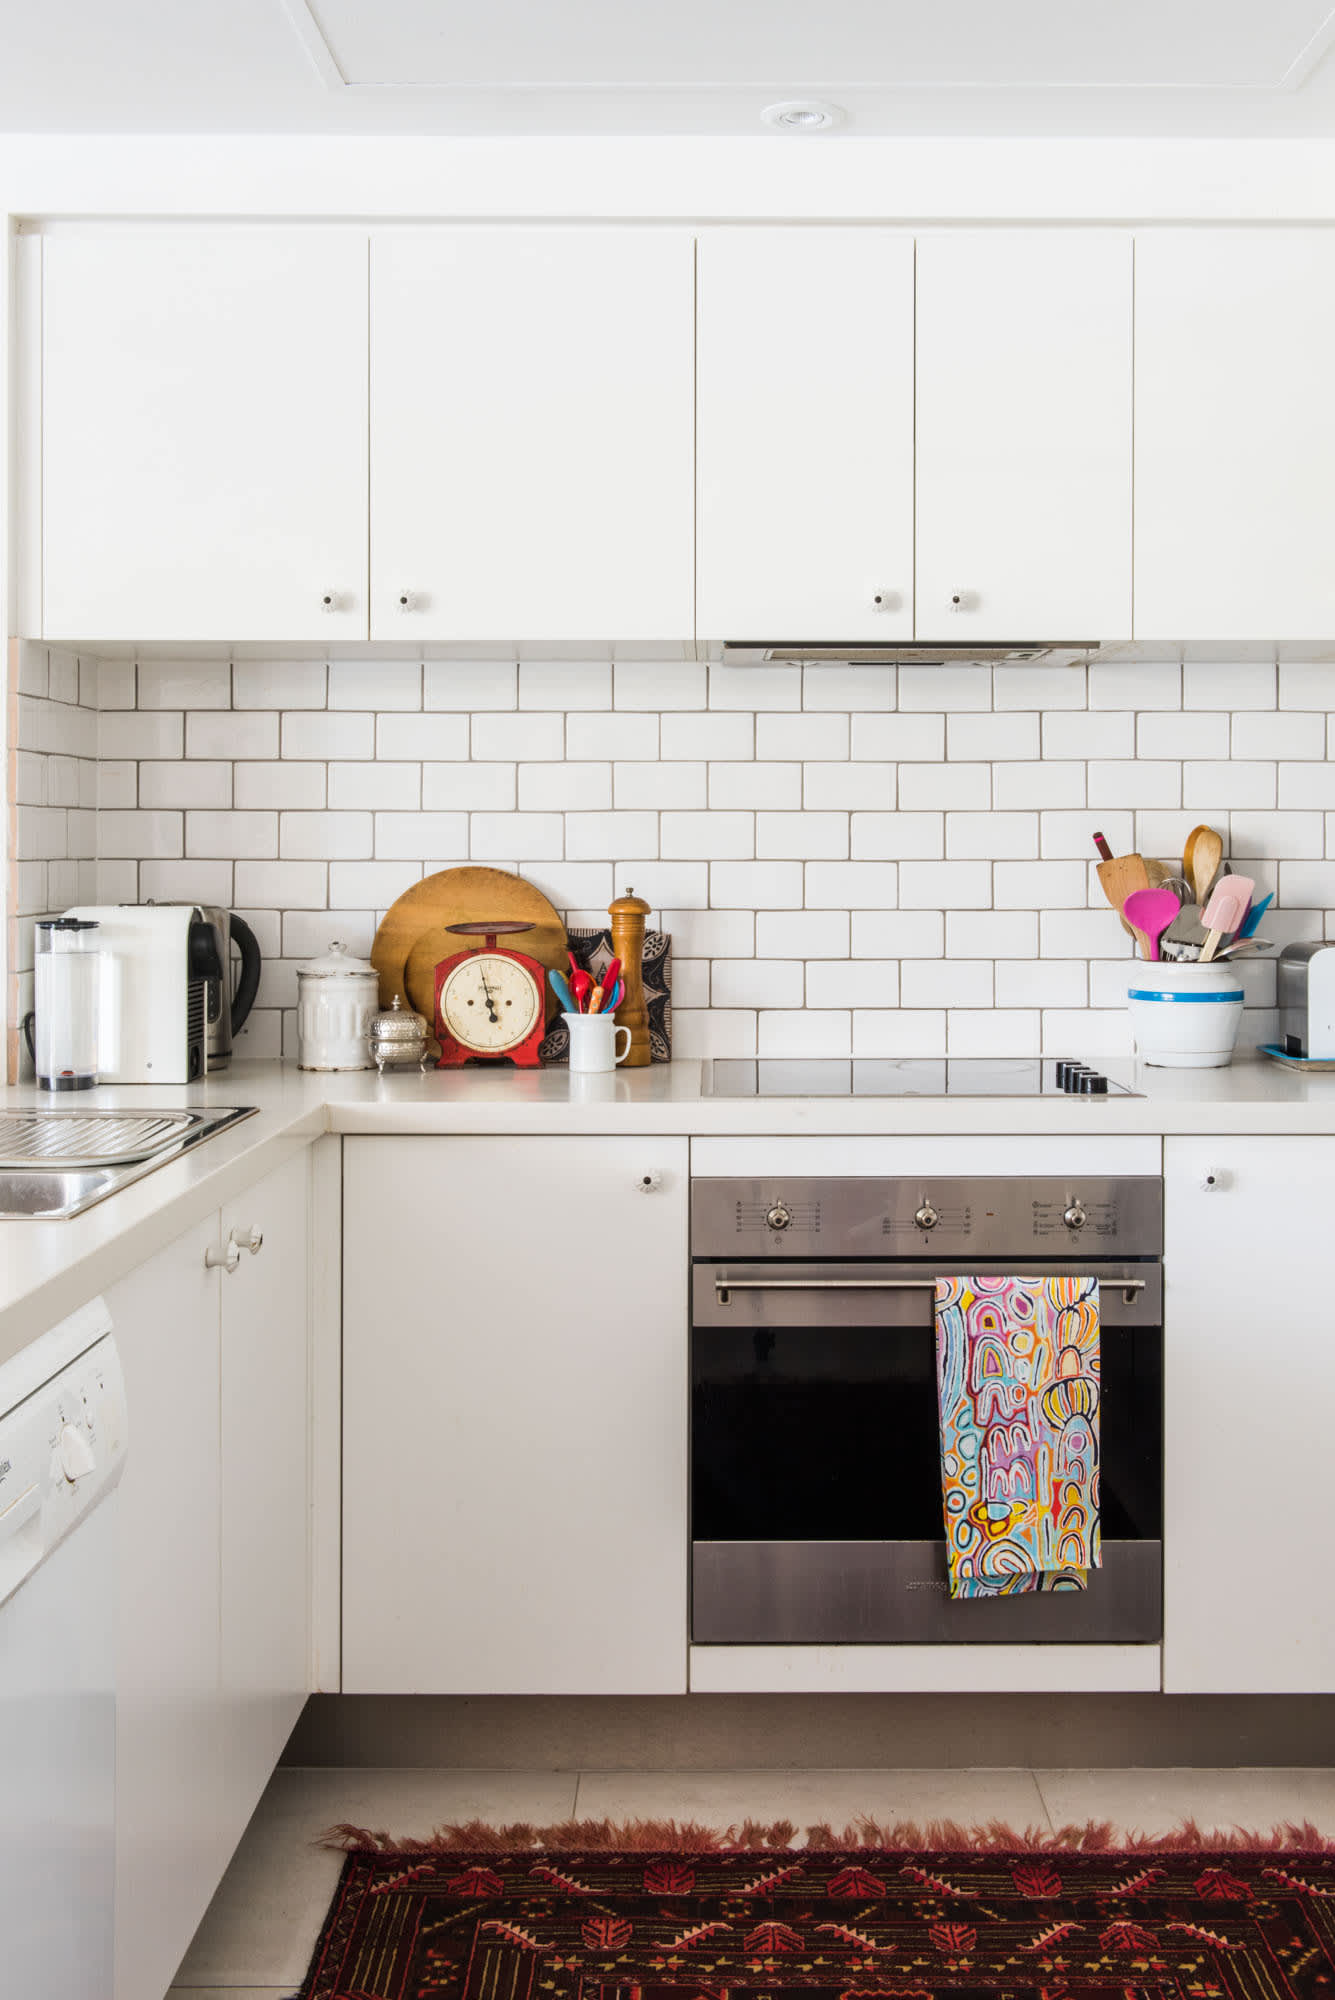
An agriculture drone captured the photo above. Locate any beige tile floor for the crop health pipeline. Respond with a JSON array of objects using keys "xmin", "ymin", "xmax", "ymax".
[{"xmin": 167, "ymin": 1764, "xmax": 1335, "ymax": 1999}]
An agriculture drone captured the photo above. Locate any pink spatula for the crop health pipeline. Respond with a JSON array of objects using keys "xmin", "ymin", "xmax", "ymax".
[
  {"xmin": 1122, "ymin": 885, "xmax": 1181, "ymax": 963},
  {"xmin": 1199, "ymin": 874, "xmax": 1254, "ymax": 963}
]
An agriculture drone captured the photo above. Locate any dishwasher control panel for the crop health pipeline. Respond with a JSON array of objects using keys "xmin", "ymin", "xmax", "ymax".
[{"xmin": 0, "ymin": 1314, "xmax": 127, "ymax": 1609}]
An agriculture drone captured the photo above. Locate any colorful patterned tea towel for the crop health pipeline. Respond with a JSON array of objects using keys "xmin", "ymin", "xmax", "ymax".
[{"xmin": 935, "ymin": 1274, "xmax": 1101, "ymax": 1599}]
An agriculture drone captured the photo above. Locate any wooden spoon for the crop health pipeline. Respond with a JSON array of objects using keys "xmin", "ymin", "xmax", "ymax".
[{"xmin": 1184, "ymin": 825, "xmax": 1224, "ymax": 909}]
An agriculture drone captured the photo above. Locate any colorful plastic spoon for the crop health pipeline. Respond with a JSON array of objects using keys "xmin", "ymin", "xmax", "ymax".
[
  {"xmin": 548, "ymin": 967, "xmax": 575, "ymax": 1012},
  {"xmin": 570, "ymin": 968, "xmax": 592, "ymax": 1011},
  {"xmin": 1122, "ymin": 885, "xmax": 1181, "ymax": 963}
]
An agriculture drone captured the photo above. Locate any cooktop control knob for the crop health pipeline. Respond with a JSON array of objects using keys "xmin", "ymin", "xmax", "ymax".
[
  {"xmin": 765, "ymin": 1203, "xmax": 792, "ymax": 1232},
  {"xmin": 1063, "ymin": 1202, "xmax": 1088, "ymax": 1230},
  {"xmin": 914, "ymin": 1202, "xmax": 940, "ymax": 1231}
]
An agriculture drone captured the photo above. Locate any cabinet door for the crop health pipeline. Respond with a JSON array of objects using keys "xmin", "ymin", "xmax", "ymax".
[
  {"xmin": 218, "ymin": 1150, "xmax": 311, "ymax": 1850},
  {"xmin": 371, "ymin": 229, "xmax": 694, "ymax": 641},
  {"xmin": 915, "ymin": 231, "xmax": 1132, "ymax": 642},
  {"xmin": 697, "ymin": 229, "xmax": 916, "ymax": 642},
  {"xmin": 42, "ymin": 227, "xmax": 369, "ymax": 642},
  {"xmin": 1135, "ymin": 230, "xmax": 1335, "ymax": 641},
  {"xmin": 106, "ymin": 1214, "xmax": 223, "ymax": 2000},
  {"xmin": 343, "ymin": 1136, "xmax": 689, "ymax": 1693},
  {"xmin": 1164, "ymin": 1138, "xmax": 1335, "ymax": 1692}
]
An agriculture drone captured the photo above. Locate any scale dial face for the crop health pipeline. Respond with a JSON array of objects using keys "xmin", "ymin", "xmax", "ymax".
[{"xmin": 439, "ymin": 952, "xmax": 542, "ymax": 1055}]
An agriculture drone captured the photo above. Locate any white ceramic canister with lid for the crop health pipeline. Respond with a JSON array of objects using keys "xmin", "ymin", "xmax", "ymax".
[
  {"xmin": 1127, "ymin": 959, "xmax": 1245, "ymax": 1068},
  {"xmin": 296, "ymin": 941, "xmax": 380, "ymax": 1070}
]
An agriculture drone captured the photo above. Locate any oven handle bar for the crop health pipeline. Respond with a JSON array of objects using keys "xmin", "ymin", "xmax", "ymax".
[{"xmin": 713, "ymin": 1276, "xmax": 1147, "ymax": 1302}]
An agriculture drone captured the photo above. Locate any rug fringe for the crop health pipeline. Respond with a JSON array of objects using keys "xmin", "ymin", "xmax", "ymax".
[{"xmin": 317, "ymin": 1812, "xmax": 1335, "ymax": 1857}]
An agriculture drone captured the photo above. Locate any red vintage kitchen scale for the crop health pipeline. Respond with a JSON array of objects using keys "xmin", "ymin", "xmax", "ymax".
[{"xmin": 433, "ymin": 921, "xmax": 548, "ymax": 1067}]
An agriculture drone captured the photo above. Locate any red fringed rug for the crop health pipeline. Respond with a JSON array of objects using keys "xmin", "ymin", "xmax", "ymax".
[{"xmin": 298, "ymin": 1821, "xmax": 1335, "ymax": 2000}]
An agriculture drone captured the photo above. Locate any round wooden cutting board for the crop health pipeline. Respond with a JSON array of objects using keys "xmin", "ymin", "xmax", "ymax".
[{"xmin": 371, "ymin": 867, "xmax": 568, "ymax": 1026}]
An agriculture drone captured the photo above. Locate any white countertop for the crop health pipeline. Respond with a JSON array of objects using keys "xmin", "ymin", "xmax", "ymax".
[{"xmin": 2, "ymin": 1048, "xmax": 1332, "ymax": 1367}]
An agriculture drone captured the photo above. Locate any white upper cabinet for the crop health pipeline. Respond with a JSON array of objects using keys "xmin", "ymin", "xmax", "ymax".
[
  {"xmin": 41, "ymin": 228, "xmax": 369, "ymax": 643},
  {"xmin": 370, "ymin": 228, "xmax": 695, "ymax": 642},
  {"xmin": 696, "ymin": 229, "xmax": 916, "ymax": 643},
  {"xmin": 915, "ymin": 231, "xmax": 1133, "ymax": 642},
  {"xmin": 1135, "ymin": 230, "xmax": 1335, "ymax": 642}
]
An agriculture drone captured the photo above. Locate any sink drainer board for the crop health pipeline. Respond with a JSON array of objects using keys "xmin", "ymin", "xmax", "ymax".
[{"xmin": 0, "ymin": 1111, "xmax": 200, "ymax": 1170}]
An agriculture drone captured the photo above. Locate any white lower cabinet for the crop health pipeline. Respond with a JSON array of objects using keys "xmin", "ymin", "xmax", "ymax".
[
  {"xmin": 342, "ymin": 1136, "xmax": 689, "ymax": 1694},
  {"xmin": 1164, "ymin": 1137, "xmax": 1335, "ymax": 1693},
  {"xmin": 107, "ymin": 1152, "xmax": 311, "ymax": 2000}
]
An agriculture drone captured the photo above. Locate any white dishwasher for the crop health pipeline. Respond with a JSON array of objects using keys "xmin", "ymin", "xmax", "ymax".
[{"xmin": 0, "ymin": 1299, "xmax": 127, "ymax": 2000}]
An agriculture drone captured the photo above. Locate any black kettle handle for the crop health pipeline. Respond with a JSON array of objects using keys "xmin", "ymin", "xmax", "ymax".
[
  {"xmin": 229, "ymin": 913, "xmax": 262, "ymax": 1034},
  {"xmin": 22, "ymin": 1011, "xmax": 35, "ymax": 1064}
]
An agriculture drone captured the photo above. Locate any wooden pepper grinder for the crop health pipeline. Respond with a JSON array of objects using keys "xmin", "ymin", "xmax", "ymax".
[{"xmin": 608, "ymin": 888, "xmax": 652, "ymax": 1068}]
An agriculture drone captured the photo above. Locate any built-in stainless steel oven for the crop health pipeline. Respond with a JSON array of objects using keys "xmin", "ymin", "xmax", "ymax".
[{"xmin": 691, "ymin": 1176, "xmax": 1163, "ymax": 1645}]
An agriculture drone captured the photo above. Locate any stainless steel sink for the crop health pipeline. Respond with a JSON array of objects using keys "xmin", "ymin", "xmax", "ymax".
[{"xmin": 0, "ymin": 1107, "xmax": 258, "ymax": 1217}]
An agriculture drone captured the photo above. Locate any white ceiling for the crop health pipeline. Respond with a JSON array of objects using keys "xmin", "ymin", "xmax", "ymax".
[{"xmin": 3, "ymin": 0, "xmax": 1335, "ymax": 137}]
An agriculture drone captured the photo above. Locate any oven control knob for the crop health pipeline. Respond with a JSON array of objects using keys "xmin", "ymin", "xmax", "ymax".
[
  {"xmin": 914, "ymin": 1202, "xmax": 940, "ymax": 1231},
  {"xmin": 1063, "ymin": 1202, "xmax": 1088, "ymax": 1230},
  {"xmin": 765, "ymin": 1203, "xmax": 792, "ymax": 1232}
]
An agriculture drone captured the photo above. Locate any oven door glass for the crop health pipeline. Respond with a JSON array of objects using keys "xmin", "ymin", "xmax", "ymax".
[{"xmin": 690, "ymin": 1262, "xmax": 1162, "ymax": 1644}]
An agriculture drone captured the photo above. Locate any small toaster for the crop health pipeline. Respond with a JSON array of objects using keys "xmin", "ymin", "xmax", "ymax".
[{"xmin": 1277, "ymin": 941, "xmax": 1335, "ymax": 1060}]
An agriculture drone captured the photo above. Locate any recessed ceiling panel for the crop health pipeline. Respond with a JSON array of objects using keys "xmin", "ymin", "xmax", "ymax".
[{"xmin": 304, "ymin": 0, "xmax": 1335, "ymax": 91}]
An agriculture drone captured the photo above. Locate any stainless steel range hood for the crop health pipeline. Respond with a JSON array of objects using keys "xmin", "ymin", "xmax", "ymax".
[{"xmin": 722, "ymin": 641, "xmax": 1099, "ymax": 665}]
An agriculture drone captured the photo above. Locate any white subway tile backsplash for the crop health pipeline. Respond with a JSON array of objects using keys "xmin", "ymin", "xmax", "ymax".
[
  {"xmin": 99, "ymin": 809, "xmax": 183, "ymax": 859},
  {"xmin": 1137, "ymin": 711, "xmax": 1229, "ymax": 760},
  {"xmin": 757, "ymin": 811, "xmax": 846, "ymax": 859},
  {"xmin": 1279, "ymin": 762, "xmax": 1335, "ymax": 809},
  {"xmin": 565, "ymin": 810, "xmax": 658, "ymax": 860},
  {"xmin": 757, "ymin": 711, "xmax": 847, "ymax": 761},
  {"xmin": 946, "ymin": 812, "xmax": 1038, "ymax": 860},
  {"xmin": 188, "ymin": 711, "xmax": 277, "ymax": 760},
  {"xmin": 758, "ymin": 1009, "xmax": 851, "ymax": 1056},
  {"xmin": 899, "ymin": 859, "xmax": 990, "ymax": 909},
  {"xmin": 233, "ymin": 659, "xmax": 327, "ymax": 709},
  {"xmin": 1181, "ymin": 760, "xmax": 1276, "ymax": 809},
  {"xmin": 898, "ymin": 762, "xmax": 991, "ymax": 811},
  {"xmin": 279, "ymin": 811, "xmax": 373, "ymax": 860},
  {"xmin": 803, "ymin": 663, "xmax": 894, "ymax": 711},
  {"xmin": 899, "ymin": 664, "xmax": 990, "ymax": 711},
  {"xmin": 1183, "ymin": 660, "xmax": 1275, "ymax": 710},
  {"xmin": 852, "ymin": 712, "xmax": 944, "ymax": 761},
  {"xmin": 663, "ymin": 810, "xmax": 752, "ymax": 859},
  {"xmin": 711, "ymin": 860, "xmax": 803, "ymax": 908},
  {"xmin": 851, "ymin": 812, "xmax": 943, "ymax": 860},
  {"xmin": 102, "ymin": 710, "xmax": 185, "ymax": 759},
  {"xmin": 520, "ymin": 762, "xmax": 614, "ymax": 812},
  {"xmin": 472, "ymin": 711, "xmax": 563, "ymax": 761},
  {"xmin": 1044, "ymin": 711, "xmax": 1134, "ymax": 759},
  {"xmin": 519, "ymin": 661, "xmax": 612, "ymax": 710},
  {"xmin": 331, "ymin": 661, "xmax": 421, "ymax": 711},
  {"xmin": 424, "ymin": 661, "xmax": 517, "ymax": 710},
  {"xmin": 140, "ymin": 760, "xmax": 232, "ymax": 810},
  {"xmin": 615, "ymin": 662, "xmax": 707, "ymax": 710},
  {"xmin": 11, "ymin": 647, "xmax": 1331, "ymax": 1074},
  {"xmin": 806, "ymin": 762, "xmax": 893, "ymax": 811},
  {"xmin": 709, "ymin": 762, "xmax": 801, "ymax": 809},
  {"xmin": 188, "ymin": 810, "xmax": 278, "ymax": 859},
  {"xmin": 901, "ymin": 959, "xmax": 992, "ymax": 1008},
  {"xmin": 614, "ymin": 761, "xmax": 705, "ymax": 810},
  {"xmin": 473, "ymin": 811, "xmax": 564, "ymax": 860},
  {"xmin": 712, "ymin": 960, "xmax": 805, "ymax": 1009},
  {"xmin": 1088, "ymin": 759, "xmax": 1181, "ymax": 808},
  {"xmin": 853, "ymin": 1008, "xmax": 945, "ymax": 1055},
  {"xmin": 138, "ymin": 659, "xmax": 230, "ymax": 710},
  {"xmin": 711, "ymin": 664, "xmax": 801, "ymax": 712},
  {"xmin": 563, "ymin": 712, "xmax": 656, "ymax": 761},
  {"xmin": 947, "ymin": 711, "xmax": 1040, "ymax": 762}
]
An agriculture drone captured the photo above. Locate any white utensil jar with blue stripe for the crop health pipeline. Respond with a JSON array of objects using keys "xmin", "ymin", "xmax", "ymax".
[{"xmin": 1127, "ymin": 962, "xmax": 1245, "ymax": 1068}]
